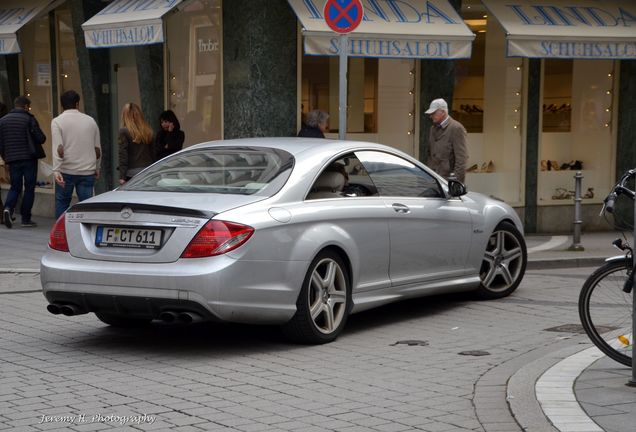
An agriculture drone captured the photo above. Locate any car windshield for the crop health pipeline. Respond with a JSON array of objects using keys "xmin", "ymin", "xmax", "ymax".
[{"xmin": 121, "ymin": 146, "xmax": 294, "ymax": 196}]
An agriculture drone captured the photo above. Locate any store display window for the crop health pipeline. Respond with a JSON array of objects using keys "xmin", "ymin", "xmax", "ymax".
[
  {"xmin": 20, "ymin": 15, "xmax": 52, "ymax": 180},
  {"xmin": 56, "ymin": 8, "xmax": 83, "ymax": 111},
  {"xmin": 542, "ymin": 60, "xmax": 572, "ymax": 133},
  {"xmin": 538, "ymin": 59, "xmax": 615, "ymax": 206},
  {"xmin": 301, "ymin": 56, "xmax": 378, "ymax": 133},
  {"xmin": 457, "ymin": 0, "xmax": 524, "ymax": 206},
  {"xmin": 166, "ymin": 0, "xmax": 222, "ymax": 147}
]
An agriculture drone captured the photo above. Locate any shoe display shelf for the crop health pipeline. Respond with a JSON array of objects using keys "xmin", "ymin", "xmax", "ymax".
[{"xmin": 537, "ymin": 170, "xmax": 600, "ymax": 205}]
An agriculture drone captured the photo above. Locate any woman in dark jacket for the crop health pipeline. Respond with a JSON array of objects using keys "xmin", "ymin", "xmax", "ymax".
[{"xmin": 155, "ymin": 110, "xmax": 185, "ymax": 160}]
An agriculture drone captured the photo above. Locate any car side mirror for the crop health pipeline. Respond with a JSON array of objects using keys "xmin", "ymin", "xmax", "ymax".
[{"xmin": 448, "ymin": 179, "xmax": 467, "ymax": 197}]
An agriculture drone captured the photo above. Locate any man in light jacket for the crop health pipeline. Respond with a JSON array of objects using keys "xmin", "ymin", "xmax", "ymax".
[
  {"xmin": 52, "ymin": 90, "xmax": 101, "ymax": 218},
  {"xmin": 425, "ymin": 98, "xmax": 468, "ymax": 183}
]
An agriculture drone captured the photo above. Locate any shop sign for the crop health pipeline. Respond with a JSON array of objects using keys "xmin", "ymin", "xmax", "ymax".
[
  {"xmin": 0, "ymin": 1, "xmax": 51, "ymax": 55},
  {"xmin": 482, "ymin": 0, "xmax": 636, "ymax": 59},
  {"xmin": 36, "ymin": 63, "xmax": 50, "ymax": 86},
  {"xmin": 85, "ymin": 23, "xmax": 162, "ymax": 48},
  {"xmin": 0, "ymin": 36, "xmax": 20, "ymax": 55},
  {"xmin": 81, "ymin": 0, "xmax": 183, "ymax": 48},
  {"xmin": 288, "ymin": 0, "xmax": 474, "ymax": 59}
]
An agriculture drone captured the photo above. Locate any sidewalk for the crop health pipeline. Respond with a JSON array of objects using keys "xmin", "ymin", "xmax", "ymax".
[{"xmin": 0, "ymin": 219, "xmax": 634, "ymax": 431}]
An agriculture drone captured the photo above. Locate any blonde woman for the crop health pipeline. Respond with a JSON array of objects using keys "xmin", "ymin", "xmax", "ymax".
[{"xmin": 118, "ymin": 102, "xmax": 154, "ymax": 184}]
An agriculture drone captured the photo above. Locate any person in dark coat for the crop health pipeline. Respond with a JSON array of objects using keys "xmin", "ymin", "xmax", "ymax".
[
  {"xmin": 298, "ymin": 110, "xmax": 329, "ymax": 138},
  {"xmin": 0, "ymin": 96, "xmax": 46, "ymax": 228},
  {"xmin": 154, "ymin": 110, "xmax": 185, "ymax": 160}
]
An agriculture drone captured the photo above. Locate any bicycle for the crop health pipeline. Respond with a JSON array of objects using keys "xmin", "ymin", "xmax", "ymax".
[{"xmin": 579, "ymin": 168, "xmax": 636, "ymax": 367}]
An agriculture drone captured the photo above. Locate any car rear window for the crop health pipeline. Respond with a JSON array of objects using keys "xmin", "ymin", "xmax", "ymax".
[{"xmin": 121, "ymin": 147, "xmax": 294, "ymax": 196}]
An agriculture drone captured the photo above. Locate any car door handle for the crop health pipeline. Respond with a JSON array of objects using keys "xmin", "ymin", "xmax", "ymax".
[{"xmin": 392, "ymin": 203, "xmax": 410, "ymax": 214}]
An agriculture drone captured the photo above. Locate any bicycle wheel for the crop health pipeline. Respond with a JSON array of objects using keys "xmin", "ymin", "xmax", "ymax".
[{"xmin": 579, "ymin": 259, "xmax": 633, "ymax": 367}]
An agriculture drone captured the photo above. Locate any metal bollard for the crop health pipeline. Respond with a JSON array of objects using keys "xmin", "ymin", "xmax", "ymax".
[{"xmin": 568, "ymin": 171, "xmax": 584, "ymax": 251}]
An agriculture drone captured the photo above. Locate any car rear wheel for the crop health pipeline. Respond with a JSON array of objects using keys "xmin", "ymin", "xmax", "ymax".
[
  {"xmin": 282, "ymin": 251, "xmax": 351, "ymax": 344},
  {"xmin": 476, "ymin": 221, "xmax": 527, "ymax": 299},
  {"xmin": 95, "ymin": 312, "xmax": 152, "ymax": 328}
]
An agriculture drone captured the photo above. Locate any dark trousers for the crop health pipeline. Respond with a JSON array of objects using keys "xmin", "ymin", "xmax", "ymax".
[{"xmin": 4, "ymin": 159, "xmax": 38, "ymax": 222}]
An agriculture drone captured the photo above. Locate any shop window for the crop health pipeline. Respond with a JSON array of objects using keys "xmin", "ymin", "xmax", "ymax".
[
  {"xmin": 542, "ymin": 60, "xmax": 572, "ymax": 133},
  {"xmin": 20, "ymin": 15, "xmax": 52, "ymax": 173},
  {"xmin": 166, "ymin": 0, "xmax": 222, "ymax": 147},
  {"xmin": 301, "ymin": 56, "xmax": 378, "ymax": 133},
  {"xmin": 453, "ymin": 15, "xmax": 485, "ymax": 133},
  {"xmin": 56, "ymin": 8, "xmax": 82, "ymax": 111}
]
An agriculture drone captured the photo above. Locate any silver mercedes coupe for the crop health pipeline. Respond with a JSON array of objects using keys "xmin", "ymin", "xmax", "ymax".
[{"xmin": 41, "ymin": 138, "xmax": 526, "ymax": 344}]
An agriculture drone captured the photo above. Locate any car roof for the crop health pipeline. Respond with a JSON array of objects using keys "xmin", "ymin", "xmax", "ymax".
[{"xmin": 189, "ymin": 137, "xmax": 392, "ymax": 159}]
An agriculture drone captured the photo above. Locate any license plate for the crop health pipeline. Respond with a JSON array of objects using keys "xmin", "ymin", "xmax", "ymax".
[{"xmin": 96, "ymin": 226, "xmax": 163, "ymax": 249}]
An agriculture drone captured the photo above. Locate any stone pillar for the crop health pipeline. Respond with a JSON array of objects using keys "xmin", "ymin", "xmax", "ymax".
[
  {"xmin": 418, "ymin": 0, "xmax": 460, "ymax": 163},
  {"xmin": 524, "ymin": 59, "xmax": 541, "ymax": 233},
  {"xmin": 223, "ymin": 0, "xmax": 297, "ymax": 138},
  {"xmin": 617, "ymin": 61, "xmax": 636, "ymax": 179},
  {"xmin": 69, "ymin": 0, "xmax": 112, "ymax": 192},
  {"xmin": 616, "ymin": 60, "xmax": 636, "ymax": 227}
]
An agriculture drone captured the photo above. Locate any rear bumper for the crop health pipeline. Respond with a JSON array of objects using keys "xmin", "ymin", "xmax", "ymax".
[{"xmin": 40, "ymin": 250, "xmax": 307, "ymax": 324}]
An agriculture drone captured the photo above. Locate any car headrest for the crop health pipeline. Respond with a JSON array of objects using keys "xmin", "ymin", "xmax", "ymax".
[{"xmin": 314, "ymin": 171, "xmax": 346, "ymax": 192}]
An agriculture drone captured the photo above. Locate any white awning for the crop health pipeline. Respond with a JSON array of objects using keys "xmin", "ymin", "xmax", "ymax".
[
  {"xmin": 82, "ymin": 0, "xmax": 183, "ymax": 48},
  {"xmin": 0, "ymin": 0, "xmax": 60, "ymax": 54},
  {"xmin": 288, "ymin": 0, "xmax": 475, "ymax": 59},
  {"xmin": 482, "ymin": 0, "xmax": 636, "ymax": 59}
]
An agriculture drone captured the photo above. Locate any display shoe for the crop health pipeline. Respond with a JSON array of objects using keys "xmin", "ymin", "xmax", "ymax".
[
  {"xmin": 541, "ymin": 160, "xmax": 548, "ymax": 171},
  {"xmin": 480, "ymin": 162, "xmax": 488, "ymax": 172},
  {"xmin": 485, "ymin": 160, "xmax": 494, "ymax": 173},
  {"xmin": 560, "ymin": 162, "xmax": 570, "ymax": 170},
  {"xmin": 551, "ymin": 160, "xmax": 560, "ymax": 170},
  {"xmin": 571, "ymin": 160, "xmax": 583, "ymax": 170},
  {"xmin": 551, "ymin": 187, "xmax": 571, "ymax": 200},
  {"xmin": 466, "ymin": 163, "xmax": 479, "ymax": 173},
  {"xmin": 583, "ymin": 187, "xmax": 594, "ymax": 199}
]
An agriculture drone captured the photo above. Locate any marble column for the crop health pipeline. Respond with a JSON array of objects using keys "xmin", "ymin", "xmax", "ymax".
[
  {"xmin": 524, "ymin": 59, "xmax": 541, "ymax": 233},
  {"xmin": 69, "ymin": 0, "xmax": 112, "ymax": 192},
  {"xmin": 223, "ymin": 0, "xmax": 297, "ymax": 138}
]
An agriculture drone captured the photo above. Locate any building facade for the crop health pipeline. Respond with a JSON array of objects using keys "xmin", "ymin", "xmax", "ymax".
[{"xmin": 1, "ymin": 0, "xmax": 635, "ymax": 232}]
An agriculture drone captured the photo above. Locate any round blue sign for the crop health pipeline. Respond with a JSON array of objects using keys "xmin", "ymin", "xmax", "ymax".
[{"xmin": 324, "ymin": 0, "xmax": 363, "ymax": 34}]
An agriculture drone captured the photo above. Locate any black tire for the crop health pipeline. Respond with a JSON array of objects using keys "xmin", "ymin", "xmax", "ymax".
[
  {"xmin": 579, "ymin": 259, "xmax": 632, "ymax": 367},
  {"xmin": 95, "ymin": 312, "xmax": 152, "ymax": 328},
  {"xmin": 282, "ymin": 250, "xmax": 351, "ymax": 344},
  {"xmin": 476, "ymin": 221, "xmax": 527, "ymax": 299}
]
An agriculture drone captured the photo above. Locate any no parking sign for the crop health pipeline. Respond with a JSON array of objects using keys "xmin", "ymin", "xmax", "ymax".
[{"xmin": 323, "ymin": 0, "xmax": 363, "ymax": 34}]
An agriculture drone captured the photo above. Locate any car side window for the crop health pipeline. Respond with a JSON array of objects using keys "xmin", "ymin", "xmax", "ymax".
[
  {"xmin": 307, "ymin": 153, "xmax": 379, "ymax": 200},
  {"xmin": 355, "ymin": 151, "xmax": 443, "ymax": 198}
]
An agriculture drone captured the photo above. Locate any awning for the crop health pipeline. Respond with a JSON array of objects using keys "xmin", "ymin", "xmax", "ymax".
[
  {"xmin": 82, "ymin": 0, "xmax": 183, "ymax": 48},
  {"xmin": 482, "ymin": 0, "xmax": 636, "ymax": 59},
  {"xmin": 0, "ymin": 0, "xmax": 60, "ymax": 54},
  {"xmin": 287, "ymin": 0, "xmax": 475, "ymax": 59}
]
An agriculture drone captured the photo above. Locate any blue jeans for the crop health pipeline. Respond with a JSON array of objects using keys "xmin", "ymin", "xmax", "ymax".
[
  {"xmin": 55, "ymin": 173, "xmax": 95, "ymax": 218},
  {"xmin": 4, "ymin": 159, "xmax": 38, "ymax": 223}
]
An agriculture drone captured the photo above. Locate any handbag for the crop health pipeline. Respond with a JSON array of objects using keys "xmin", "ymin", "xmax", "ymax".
[{"xmin": 26, "ymin": 117, "xmax": 46, "ymax": 159}]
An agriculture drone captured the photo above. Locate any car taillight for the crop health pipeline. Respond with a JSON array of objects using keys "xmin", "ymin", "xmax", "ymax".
[
  {"xmin": 181, "ymin": 220, "xmax": 254, "ymax": 258},
  {"xmin": 49, "ymin": 214, "xmax": 69, "ymax": 252}
]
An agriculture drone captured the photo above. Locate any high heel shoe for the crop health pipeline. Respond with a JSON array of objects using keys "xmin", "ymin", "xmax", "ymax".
[{"xmin": 583, "ymin": 187, "xmax": 594, "ymax": 199}]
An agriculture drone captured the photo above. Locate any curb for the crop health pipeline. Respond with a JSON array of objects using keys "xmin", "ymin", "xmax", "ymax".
[{"xmin": 526, "ymin": 257, "xmax": 606, "ymax": 270}]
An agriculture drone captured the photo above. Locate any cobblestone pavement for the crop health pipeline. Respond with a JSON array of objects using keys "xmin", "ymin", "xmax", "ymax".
[{"xmin": 0, "ymin": 266, "xmax": 597, "ymax": 432}]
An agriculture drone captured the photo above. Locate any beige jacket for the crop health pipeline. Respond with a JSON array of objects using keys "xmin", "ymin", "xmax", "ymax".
[{"xmin": 426, "ymin": 116, "xmax": 468, "ymax": 183}]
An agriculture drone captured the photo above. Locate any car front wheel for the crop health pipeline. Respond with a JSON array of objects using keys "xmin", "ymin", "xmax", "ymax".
[
  {"xmin": 282, "ymin": 251, "xmax": 351, "ymax": 344},
  {"xmin": 476, "ymin": 221, "xmax": 527, "ymax": 299}
]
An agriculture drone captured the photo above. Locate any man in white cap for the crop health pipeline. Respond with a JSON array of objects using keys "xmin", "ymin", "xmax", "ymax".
[{"xmin": 424, "ymin": 98, "xmax": 468, "ymax": 183}]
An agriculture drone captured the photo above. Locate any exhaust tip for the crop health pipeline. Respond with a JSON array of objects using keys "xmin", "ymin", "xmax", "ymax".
[
  {"xmin": 60, "ymin": 305, "xmax": 78, "ymax": 316},
  {"xmin": 47, "ymin": 304, "xmax": 62, "ymax": 315},
  {"xmin": 159, "ymin": 311, "xmax": 178, "ymax": 323},
  {"xmin": 177, "ymin": 312, "xmax": 201, "ymax": 324}
]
